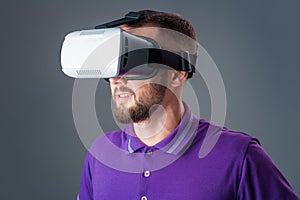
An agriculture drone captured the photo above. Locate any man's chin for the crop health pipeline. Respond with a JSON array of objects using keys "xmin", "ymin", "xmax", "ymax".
[
  {"xmin": 113, "ymin": 105, "xmax": 134, "ymax": 124},
  {"xmin": 115, "ymin": 98, "xmax": 135, "ymax": 107},
  {"xmin": 114, "ymin": 110, "xmax": 132, "ymax": 124},
  {"xmin": 115, "ymin": 103, "xmax": 135, "ymax": 112}
]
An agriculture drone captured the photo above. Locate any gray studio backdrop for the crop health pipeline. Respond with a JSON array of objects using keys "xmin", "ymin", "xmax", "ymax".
[{"xmin": 1, "ymin": 0, "xmax": 299, "ymax": 199}]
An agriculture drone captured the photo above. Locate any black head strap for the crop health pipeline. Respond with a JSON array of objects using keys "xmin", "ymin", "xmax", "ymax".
[
  {"xmin": 95, "ymin": 11, "xmax": 149, "ymax": 29},
  {"xmin": 122, "ymin": 48, "xmax": 196, "ymax": 73}
]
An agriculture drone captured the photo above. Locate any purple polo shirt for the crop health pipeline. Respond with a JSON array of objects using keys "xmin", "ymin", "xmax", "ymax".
[{"xmin": 78, "ymin": 103, "xmax": 299, "ymax": 200}]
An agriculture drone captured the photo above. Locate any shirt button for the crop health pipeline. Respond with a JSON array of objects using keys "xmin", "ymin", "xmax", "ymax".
[
  {"xmin": 141, "ymin": 196, "xmax": 148, "ymax": 200},
  {"xmin": 144, "ymin": 170, "xmax": 151, "ymax": 177}
]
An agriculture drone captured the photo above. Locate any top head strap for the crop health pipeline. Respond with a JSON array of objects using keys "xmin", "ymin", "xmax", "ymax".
[{"xmin": 95, "ymin": 11, "xmax": 149, "ymax": 29}]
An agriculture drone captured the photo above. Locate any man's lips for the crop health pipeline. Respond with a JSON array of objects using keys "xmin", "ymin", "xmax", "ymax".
[
  {"xmin": 116, "ymin": 92, "xmax": 132, "ymax": 97},
  {"xmin": 114, "ymin": 92, "xmax": 134, "ymax": 102},
  {"xmin": 114, "ymin": 86, "xmax": 135, "ymax": 102}
]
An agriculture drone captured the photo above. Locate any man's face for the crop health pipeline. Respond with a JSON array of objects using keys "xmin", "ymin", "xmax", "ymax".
[
  {"xmin": 109, "ymin": 26, "xmax": 171, "ymax": 124},
  {"xmin": 110, "ymin": 75, "xmax": 167, "ymax": 124}
]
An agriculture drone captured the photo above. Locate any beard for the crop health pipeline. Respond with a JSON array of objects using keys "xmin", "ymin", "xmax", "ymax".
[{"xmin": 113, "ymin": 83, "xmax": 166, "ymax": 124}]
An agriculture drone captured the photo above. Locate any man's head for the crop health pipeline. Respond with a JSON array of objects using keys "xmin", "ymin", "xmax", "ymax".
[
  {"xmin": 110, "ymin": 10, "xmax": 197, "ymax": 124},
  {"xmin": 125, "ymin": 10, "xmax": 197, "ymax": 50}
]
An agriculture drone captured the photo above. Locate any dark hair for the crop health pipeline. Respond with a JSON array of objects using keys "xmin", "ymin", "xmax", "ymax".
[
  {"xmin": 126, "ymin": 10, "xmax": 197, "ymax": 79},
  {"xmin": 129, "ymin": 10, "xmax": 196, "ymax": 41}
]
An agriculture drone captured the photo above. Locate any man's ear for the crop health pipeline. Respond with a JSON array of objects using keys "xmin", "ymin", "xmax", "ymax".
[{"xmin": 170, "ymin": 71, "xmax": 188, "ymax": 87}]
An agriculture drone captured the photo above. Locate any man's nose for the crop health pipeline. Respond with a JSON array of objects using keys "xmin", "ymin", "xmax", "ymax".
[{"xmin": 109, "ymin": 76, "xmax": 128, "ymax": 85}]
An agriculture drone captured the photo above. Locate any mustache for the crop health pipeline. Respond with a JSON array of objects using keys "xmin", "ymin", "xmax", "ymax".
[{"xmin": 113, "ymin": 86, "xmax": 135, "ymax": 95}]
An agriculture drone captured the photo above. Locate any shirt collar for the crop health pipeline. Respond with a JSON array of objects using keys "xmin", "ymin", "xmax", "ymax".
[{"xmin": 124, "ymin": 102, "xmax": 199, "ymax": 155}]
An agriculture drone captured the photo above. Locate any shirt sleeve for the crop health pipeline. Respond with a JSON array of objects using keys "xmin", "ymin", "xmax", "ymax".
[
  {"xmin": 237, "ymin": 139, "xmax": 299, "ymax": 200},
  {"xmin": 78, "ymin": 152, "xmax": 94, "ymax": 200}
]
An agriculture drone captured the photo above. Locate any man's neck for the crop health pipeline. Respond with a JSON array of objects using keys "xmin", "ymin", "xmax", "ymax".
[{"xmin": 133, "ymin": 101, "xmax": 185, "ymax": 146}]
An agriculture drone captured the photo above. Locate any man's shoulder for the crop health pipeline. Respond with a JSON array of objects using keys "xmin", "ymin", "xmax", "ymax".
[
  {"xmin": 90, "ymin": 128, "xmax": 130, "ymax": 154},
  {"xmin": 198, "ymin": 118, "xmax": 256, "ymax": 142},
  {"xmin": 86, "ymin": 128, "xmax": 131, "ymax": 166},
  {"xmin": 221, "ymin": 127, "xmax": 257, "ymax": 144},
  {"xmin": 90, "ymin": 128, "xmax": 129, "ymax": 151},
  {"xmin": 196, "ymin": 118, "xmax": 259, "ymax": 158}
]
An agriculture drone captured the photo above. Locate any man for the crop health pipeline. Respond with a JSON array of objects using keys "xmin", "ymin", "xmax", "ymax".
[{"xmin": 78, "ymin": 10, "xmax": 299, "ymax": 200}]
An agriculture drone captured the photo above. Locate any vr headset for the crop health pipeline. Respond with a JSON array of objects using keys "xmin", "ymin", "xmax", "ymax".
[{"xmin": 60, "ymin": 11, "xmax": 196, "ymax": 80}]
